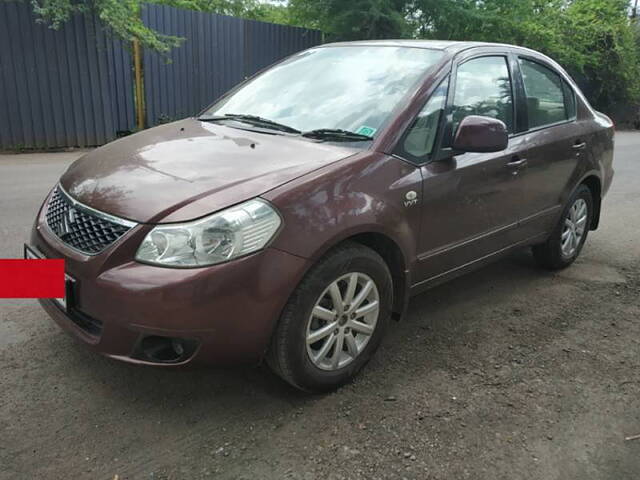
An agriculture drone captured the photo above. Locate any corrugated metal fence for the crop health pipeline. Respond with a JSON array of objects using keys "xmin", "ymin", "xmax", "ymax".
[
  {"xmin": 142, "ymin": 6, "xmax": 322, "ymax": 126},
  {"xmin": 0, "ymin": 1, "xmax": 134, "ymax": 149},
  {"xmin": 0, "ymin": 2, "xmax": 322, "ymax": 150}
]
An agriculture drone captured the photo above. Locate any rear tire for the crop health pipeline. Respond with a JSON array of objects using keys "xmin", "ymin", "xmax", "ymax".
[
  {"xmin": 267, "ymin": 242, "xmax": 393, "ymax": 392},
  {"xmin": 532, "ymin": 184, "xmax": 593, "ymax": 270}
]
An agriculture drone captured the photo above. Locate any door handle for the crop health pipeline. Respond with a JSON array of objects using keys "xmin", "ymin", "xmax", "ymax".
[
  {"xmin": 506, "ymin": 156, "xmax": 528, "ymax": 168},
  {"xmin": 573, "ymin": 141, "xmax": 587, "ymax": 150},
  {"xmin": 506, "ymin": 156, "xmax": 527, "ymax": 176}
]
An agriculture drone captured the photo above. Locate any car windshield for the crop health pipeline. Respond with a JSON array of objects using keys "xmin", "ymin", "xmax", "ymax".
[{"xmin": 201, "ymin": 46, "xmax": 444, "ymax": 137}]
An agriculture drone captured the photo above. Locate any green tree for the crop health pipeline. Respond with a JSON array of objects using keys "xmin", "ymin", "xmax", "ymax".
[
  {"xmin": 562, "ymin": 0, "xmax": 640, "ymax": 109},
  {"xmin": 16, "ymin": 0, "xmax": 273, "ymax": 53},
  {"xmin": 408, "ymin": 0, "xmax": 640, "ymax": 111},
  {"xmin": 17, "ymin": 0, "xmax": 640, "ymax": 113},
  {"xmin": 290, "ymin": 0, "xmax": 639, "ymax": 112},
  {"xmin": 286, "ymin": 0, "xmax": 408, "ymax": 39}
]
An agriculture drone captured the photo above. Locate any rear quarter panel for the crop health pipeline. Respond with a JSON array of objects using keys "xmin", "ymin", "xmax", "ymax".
[
  {"xmin": 589, "ymin": 112, "xmax": 615, "ymax": 196},
  {"xmin": 563, "ymin": 111, "xmax": 614, "ymax": 206}
]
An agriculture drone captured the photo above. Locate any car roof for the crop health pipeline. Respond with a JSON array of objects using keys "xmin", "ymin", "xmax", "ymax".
[{"xmin": 320, "ymin": 39, "xmax": 523, "ymax": 54}]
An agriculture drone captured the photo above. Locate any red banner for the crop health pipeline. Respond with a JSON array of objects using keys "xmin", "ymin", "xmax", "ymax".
[{"xmin": 0, "ymin": 259, "xmax": 65, "ymax": 298}]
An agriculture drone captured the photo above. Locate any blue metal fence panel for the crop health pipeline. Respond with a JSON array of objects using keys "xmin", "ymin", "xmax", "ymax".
[
  {"xmin": 142, "ymin": 5, "xmax": 246, "ymax": 126},
  {"xmin": 142, "ymin": 5, "xmax": 323, "ymax": 127},
  {"xmin": 0, "ymin": 2, "xmax": 134, "ymax": 149},
  {"xmin": 243, "ymin": 19, "xmax": 323, "ymax": 78},
  {"xmin": 0, "ymin": 2, "xmax": 322, "ymax": 148}
]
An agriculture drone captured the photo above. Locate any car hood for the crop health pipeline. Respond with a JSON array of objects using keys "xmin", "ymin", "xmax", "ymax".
[{"xmin": 60, "ymin": 119, "xmax": 358, "ymax": 223}]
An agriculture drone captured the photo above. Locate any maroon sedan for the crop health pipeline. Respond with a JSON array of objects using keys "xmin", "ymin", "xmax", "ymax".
[{"xmin": 27, "ymin": 41, "xmax": 614, "ymax": 392}]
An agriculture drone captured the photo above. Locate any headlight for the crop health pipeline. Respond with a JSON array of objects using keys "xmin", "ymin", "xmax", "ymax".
[{"xmin": 135, "ymin": 199, "xmax": 282, "ymax": 267}]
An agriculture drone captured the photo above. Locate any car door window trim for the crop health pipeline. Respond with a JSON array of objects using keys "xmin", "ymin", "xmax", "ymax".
[
  {"xmin": 391, "ymin": 49, "xmax": 583, "ymax": 164},
  {"xmin": 393, "ymin": 76, "xmax": 451, "ymax": 164},
  {"xmin": 449, "ymin": 54, "xmax": 516, "ymax": 134},
  {"xmin": 433, "ymin": 52, "xmax": 516, "ymax": 163},
  {"xmin": 515, "ymin": 55, "xmax": 579, "ymax": 133}
]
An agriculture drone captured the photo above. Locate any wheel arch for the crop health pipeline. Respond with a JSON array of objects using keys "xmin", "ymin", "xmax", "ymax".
[
  {"xmin": 580, "ymin": 174, "xmax": 602, "ymax": 230},
  {"xmin": 337, "ymin": 231, "xmax": 410, "ymax": 322}
]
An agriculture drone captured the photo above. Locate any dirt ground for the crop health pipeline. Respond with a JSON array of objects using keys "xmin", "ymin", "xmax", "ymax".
[{"xmin": 0, "ymin": 133, "xmax": 638, "ymax": 480}]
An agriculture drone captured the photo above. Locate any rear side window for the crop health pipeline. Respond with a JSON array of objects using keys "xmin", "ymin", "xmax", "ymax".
[
  {"xmin": 403, "ymin": 78, "xmax": 448, "ymax": 158},
  {"xmin": 452, "ymin": 56, "xmax": 514, "ymax": 133},
  {"xmin": 519, "ymin": 58, "xmax": 571, "ymax": 128}
]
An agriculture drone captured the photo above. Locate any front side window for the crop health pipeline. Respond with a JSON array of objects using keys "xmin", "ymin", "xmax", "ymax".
[
  {"xmin": 403, "ymin": 78, "xmax": 449, "ymax": 158},
  {"xmin": 451, "ymin": 56, "xmax": 514, "ymax": 133},
  {"xmin": 519, "ymin": 58, "xmax": 569, "ymax": 128},
  {"xmin": 202, "ymin": 46, "xmax": 444, "ymax": 136}
]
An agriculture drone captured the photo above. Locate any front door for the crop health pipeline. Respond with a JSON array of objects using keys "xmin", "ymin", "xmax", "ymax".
[{"xmin": 412, "ymin": 55, "xmax": 526, "ymax": 283}]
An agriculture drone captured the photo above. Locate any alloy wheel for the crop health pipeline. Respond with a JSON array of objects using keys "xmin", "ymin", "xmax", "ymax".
[
  {"xmin": 305, "ymin": 272, "xmax": 380, "ymax": 371},
  {"xmin": 560, "ymin": 198, "xmax": 588, "ymax": 258}
]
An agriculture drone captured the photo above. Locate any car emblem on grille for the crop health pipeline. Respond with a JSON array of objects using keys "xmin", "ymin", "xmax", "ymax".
[{"xmin": 58, "ymin": 207, "xmax": 77, "ymax": 238}]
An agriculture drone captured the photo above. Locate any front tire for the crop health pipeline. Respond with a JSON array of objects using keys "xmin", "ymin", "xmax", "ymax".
[
  {"xmin": 267, "ymin": 242, "xmax": 393, "ymax": 392},
  {"xmin": 533, "ymin": 184, "xmax": 593, "ymax": 270}
]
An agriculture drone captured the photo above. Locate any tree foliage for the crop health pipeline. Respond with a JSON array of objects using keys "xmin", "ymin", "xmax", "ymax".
[
  {"xmin": 284, "ymin": 0, "xmax": 640, "ymax": 112},
  {"xmin": 19, "ymin": 0, "xmax": 640, "ymax": 112},
  {"xmin": 23, "ymin": 0, "xmax": 279, "ymax": 53},
  {"xmin": 406, "ymin": 0, "xmax": 640, "ymax": 110},
  {"xmin": 283, "ymin": 0, "xmax": 410, "ymax": 40}
]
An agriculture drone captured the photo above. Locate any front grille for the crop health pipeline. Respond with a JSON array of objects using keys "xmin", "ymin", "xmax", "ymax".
[{"xmin": 45, "ymin": 186, "xmax": 135, "ymax": 255}]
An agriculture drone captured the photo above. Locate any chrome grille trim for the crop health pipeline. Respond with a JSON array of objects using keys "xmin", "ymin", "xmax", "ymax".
[
  {"xmin": 44, "ymin": 185, "xmax": 137, "ymax": 255},
  {"xmin": 56, "ymin": 185, "xmax": 137, "ymax": 228}
]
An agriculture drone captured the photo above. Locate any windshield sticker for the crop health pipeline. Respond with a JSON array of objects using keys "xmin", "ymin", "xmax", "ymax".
[{"xmin": 356, "ymin": 126, "xmax": 377, "ymax": 137}]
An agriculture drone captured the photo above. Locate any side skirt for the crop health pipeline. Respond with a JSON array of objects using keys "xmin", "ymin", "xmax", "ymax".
[{"xmin": 408, "ymin": 232, "xmax": 548, "ymax": 297}]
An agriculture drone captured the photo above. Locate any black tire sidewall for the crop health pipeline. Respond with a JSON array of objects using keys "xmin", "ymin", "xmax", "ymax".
[{"xmin": 279, "ymin": 246, "xmax": 392, "ymax": 392}]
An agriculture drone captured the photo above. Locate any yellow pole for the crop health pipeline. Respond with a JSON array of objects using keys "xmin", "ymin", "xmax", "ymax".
[{"xmin": 133, "ymin": 38, "xmax": 145, "ymax": 130}]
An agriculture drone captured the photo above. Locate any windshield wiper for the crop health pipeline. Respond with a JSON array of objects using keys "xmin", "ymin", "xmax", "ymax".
[
  {"xmin": 301, "ymin": 129, "xmax": 373, "ymax": 142},
  {"xmin": 198, "ymin": 114, "xmax": 300, "ymax": 134},
  {"xmin": 197, "ymin": 117, "xmax": 373, "ymax": 141}
]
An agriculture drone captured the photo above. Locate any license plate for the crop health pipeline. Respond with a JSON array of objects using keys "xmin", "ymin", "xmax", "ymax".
[{"xmin": 24, "ymin": 244, "xmax": 74, "ymax": 311}]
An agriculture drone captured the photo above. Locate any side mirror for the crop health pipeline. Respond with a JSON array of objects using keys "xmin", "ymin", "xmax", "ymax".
[{"xmin": 452, "ymin": 115, "xmax": 508, "ymax": 153}]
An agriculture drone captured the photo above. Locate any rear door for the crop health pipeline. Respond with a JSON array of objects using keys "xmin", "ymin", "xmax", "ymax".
[
  {"xmin": 400, "ymin": 54, "xmax": 529, "ymax": 283},
  {"xmin": 511, "ymin": 56, "xmax": 586, "ymax": 238}
]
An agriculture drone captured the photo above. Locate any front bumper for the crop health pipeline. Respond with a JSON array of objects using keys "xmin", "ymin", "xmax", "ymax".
[{"xmin": 30, "ymin": 207, "xmax": 310, "ymax": 366}]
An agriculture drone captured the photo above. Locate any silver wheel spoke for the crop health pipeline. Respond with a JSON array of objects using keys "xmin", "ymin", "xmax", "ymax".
[
  {"xmin": 355, "ymin": 300, "xmax": 379, "ymax": 318},
  {"xmin": 349, "ymin": 319, "xmax": 374, "ymax": 336},
  {"xmin": 314, "ymin": 333, "xmax": 336, "ymax": 364},
  {"xmin": 344, "ymin": 332, "xmax": 358, "ymax": 358},
  {"xmin": 561, "ymin": 229, "xmax": 571, "ymax": 241},
  {"xmin": 312, "ymin": 305, "xmax": 336, "ymax": 322},
  {"xmin": 331, "ymin": 332, "xmax": 344, "ymax": 369},
  {"xmin": 344, "ymin": 273, "xmax": 358, "ymax": 306},
  {"xmin": 351, "ymin": 280, "xmax": 373, "ymax": 311},
  {"xmin": 328, "ymin": 282, "xmax": 343, "ymax": 313},
  {"xmin": 307, "ymin": 321, "xmax": 338, "ymax": 344}
]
